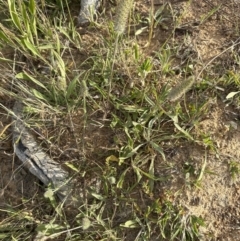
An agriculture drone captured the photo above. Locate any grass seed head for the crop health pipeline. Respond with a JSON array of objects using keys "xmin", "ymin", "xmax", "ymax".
[
  {"xmin": 167, "ymin": 76, "xmax": 195, "ymax": 102},
  {"xmin": 114, "ymin": 0, "xmax": 133, "ymax": 35}
]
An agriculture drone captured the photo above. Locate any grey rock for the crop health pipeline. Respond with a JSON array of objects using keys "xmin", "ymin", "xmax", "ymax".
[
  {"xmin": 12, "ymin": 101, "xmax": 72, "ymax": 203},
  {"xmin": 78, "ymin": 0, "xmax": 101, "ymax": 25}
]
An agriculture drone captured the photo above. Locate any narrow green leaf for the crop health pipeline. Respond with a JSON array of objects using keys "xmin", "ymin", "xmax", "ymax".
[
  {"xmin": 36, "ymin": 223, "xmax": 64, "ymax": 235},
  {"xmin": 197, "ymin": 152, "xmax": 207, "ymax": 182},
  {"xmin": 38, "ymin": 44, "xmax": 56, "ymax": 50},
  {"xmin": 0, "ymin": 234, "xmax": 9, "ymax": 238},
  {"xmin": 0, "ymin": 57, "xmax": 14, "ymax": 63},
  {"xmin": 119, "ymin": 143, "xmax": 145, "ymax": 163},
  {"xmin": 21, "ymin": 3, "xmax": 29, "ymax": 31},
  {"xmin": 29, "ymin": 0, "xmax": 36, "ymax": 15},
  {"xmin": 150, "ymin": 141, "xmax": 166, "ymax": 161},
  {"xmin": 15, "ymin": 72, "xmax": 48, "ymax": 90},
  {"xmin": 117, "ymin": 168, "xmax": 129, "ymax": 189},
  {"xmin": 132, "ymin": 165, "xmax": 164, "ymax": 181},
  {"xmin": 174, "ymin": 122, "xmax": 194, "ymax": 141},
  {"xmin": 52, "ymin": 51, "xmax": 66, "ymax": 91},
  {"xmin": 0, "ymin": 29, "xmax": 12, "ymax": 44},
  {"xmin": 66, "ymin": 74, "xmax": 80, "ymax": 99},
  {"xmin": 149, "ymin": 156, "xmax": 155, "ymax": 192},
  {"xmin": 32, "ymin": 89, "xmax": 49, "ymax": 102},
  {"xmin": 8, "ymin": 0, "xmax": 22, "ymax": 31},
  {"xmin": 133, "ymin": 165, "xmax": 142, "ymax": 183},
  {"xmin": 65, "ymin": 162, "xmax": 79, "ymax": 172},
  {"xmin": 118, "ymin": 104, "xmax": 146, "ymax": 112},
  {"xmin": 22, "ymin": 38, "xmax": 40, "ymax": 56}
]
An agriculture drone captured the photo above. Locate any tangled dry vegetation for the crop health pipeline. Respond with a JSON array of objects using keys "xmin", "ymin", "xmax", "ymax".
[{"xmin": 1, "ymin": 0, "xmax": 240, "ymax": 240}]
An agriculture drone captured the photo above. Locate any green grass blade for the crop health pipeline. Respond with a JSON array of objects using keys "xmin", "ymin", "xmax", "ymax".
[
  {"xmin": 8, "ymin": 0, "xmax": 22, "ymax": 32},
  {"xmin": 15, "ymin": 72, "xmax": 48, "ymax": 91}
]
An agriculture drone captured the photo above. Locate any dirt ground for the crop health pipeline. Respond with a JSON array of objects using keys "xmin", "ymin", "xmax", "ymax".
[{"xmin": 2, "ymin": 0, "xmax": 240, "ymax": 240}]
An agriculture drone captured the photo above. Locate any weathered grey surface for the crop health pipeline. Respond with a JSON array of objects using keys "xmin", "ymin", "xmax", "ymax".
[
  {"xmin": 12, "ymin": 101, "xmax": 72, "ymax": 202},
  {"xmin": 78, "ymin": 0, "xmax": 101, "ymax": 25}
]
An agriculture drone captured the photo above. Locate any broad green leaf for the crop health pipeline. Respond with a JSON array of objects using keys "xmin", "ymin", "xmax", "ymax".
[
  {"xmin": 106, "ymin": 155, "xmax": 119, "ymax": 163},
  {"xmin": 108, "ymin": 176, "xmax": 116, "ymax": 184},
  {"xmin": 44, "ymin": 188, "xmax": 57, "ymax": 208},
  {"xmin": 44, "ymin": 189, "xmax": 54, "ymax": 199},
  {"xmin": 82, "ymin": 217, "xmax": 91, "ymax": 230},
  {"xmin": 226, "ymin": 91, "xmax": 240, "ymax": 99},
  {"xmin": 90, "ymin": 192, "xmax": 105, "ymax": 200},
  {"xmin": 120, "ymin": 220, "xmax": 139, "ymax": 228},
  {"xmin": 170, "ymin": 114, "xmax": 178, "ymax": 123},
  {"xmin": 135, "ymin": 26, "xmax": 148, "ymax": 36},
  {"xmin": 81, "ymin": 78, "xmax": 89, "ymax": 97}
]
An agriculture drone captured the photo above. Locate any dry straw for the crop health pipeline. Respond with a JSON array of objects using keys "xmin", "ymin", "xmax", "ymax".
[
  {"xmin": 167, "ymin": 76, "xmax": 195, "ymax": 102},
  {"xmin": 114, "ymin": 0, "xmax": 133, "ymax": 35}
]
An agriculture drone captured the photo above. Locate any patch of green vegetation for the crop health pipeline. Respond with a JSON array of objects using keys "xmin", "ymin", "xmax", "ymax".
[
  {"xmin": 1, "ymin": 0, "xmax": 231, "ymax": 240},
  {"xmin": 228, "ymin": 161, "xmax": 240, "ymax": 180}
]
